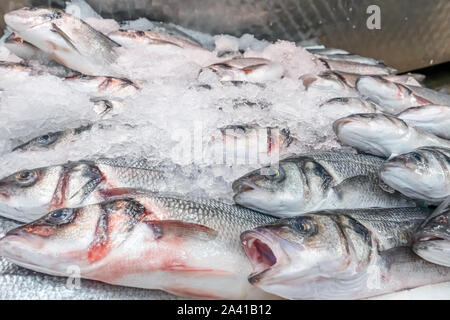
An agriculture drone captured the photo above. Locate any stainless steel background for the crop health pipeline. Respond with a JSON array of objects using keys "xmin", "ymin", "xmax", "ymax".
[{"xmin": 1, "ymin": 0, "xmax": 449, "ymax": 72}]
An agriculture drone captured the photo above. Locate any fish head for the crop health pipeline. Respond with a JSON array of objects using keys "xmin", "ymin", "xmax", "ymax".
[
  {"xmin": 0, "ymin": 162, "xmax": 103, "ymax": 222},
  {"xmin": 12, "ymin": 131, "xmax": 64, "ymax": 152},
  {"xmin": 356, "ymin": 76, "xmax": 398, "ymax": 100},
  {"xmin": 413, "ymin": 205, "xmax": 450, "ymax": 267},
  {"xmin": 380, "ymin": 148, "xmax": 449, "ymax": 202},
  {"xmin": 333, "ymin": 113, "xmax": 409, "ymax": 157},
  {"xmin": 0, "ymin": 203, "xmax": 107, "ymax": 275},
  {"xmin": 241, "ymin": 214, "xmax": 351, "ymax": 298},
  {"xmin": 4, "ymin": 8, "xmax": 64, "ymax": 33},
  {"xmin": 232, "ymin": 161, "xmax": 305, "ymax": 217},
  {"xmin": 300, "ymin": 72, "xmax": 348, "ymax": 92},
  {"xmin": 0, "ymin": 196, "xmax": 221, "ymax": 286}
]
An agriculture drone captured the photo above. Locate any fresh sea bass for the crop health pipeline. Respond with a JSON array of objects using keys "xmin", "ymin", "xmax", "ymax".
[
  {"xmin": 319, "ymin": 58, "xmax": 396, "ymax": 76},
  {"xmin": 397, "ymin": 105, "xmax": 450, "ymax": 140},
  {"xmin": 0, "ymin": 192, "xmax": 278, "ymax": 299},
  {"xmin": 333, "ymin": 113, "xmax": 450, "ymax": 158},
  {"xmin": 414, "ymin": 198, "xmax": 450, "ymax": 267},
  {"xmin": 0, "ymin": 157, "xmax": 175, "ymax": 222},
  {"xmin": 0, "ymin": 216, "xmax": 177, "ymax": 300},
  {"xmin": 232, "ymin": 151, "xmax": 416, "ymax": 218},
  {"xmin": 209, "ymin": 124, "xmax": 293, "ymax": 164},
  {"xmin": 12, "ymin": 124, "xmax": 93, "ymax": 152},
  {"xmin": 240, "ymin": 207, "xmax": 450, "ymax": 299},
  {"xmin": 203, "ymin": 58, "xmax": 285, "ymax": 83},
  {"xmin": 109, "ymin": 29, "xmax": 203, "ymax": 50},
  {"xmin": 299, "ymin": 73, "xmax": 356, "ymax": 94},
  {"xmin": 4, "ymin": 8, "xmax": 121, "ymax": 76},
  {"xmin": 4, "ymin": 33, "xmax": 52, "ymax": 64},
  {"xmin": 64, "ymin": 75, "xmax": 140, "ymax": 98},
  {"xmin": 380, "ymin": 147, "xmax": 450, "ymax": 204},
  {"xmin": 356, "ymin": 76, "xmax": 450, "ymax": 114},
  {"xmin": 318, "ymin": 97, "xmax": 381, "ymax": 120}
]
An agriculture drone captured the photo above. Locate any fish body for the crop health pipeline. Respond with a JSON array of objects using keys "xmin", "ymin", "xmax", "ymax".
[
  {"xmin": 12, "ymin": 124, "xmax": 93, "ymax": 152},
  {"xmin": 204, "ymin": 58, "xmax": 285, "ymax": 83},
  {"xmin": 318, "ymin": 97, "xmax": 381, "ymax": 120},
  {"xmin": 232, "ymin": 151, "xmax": 416, "ymax": 218},
  {"xmin": 380, "ymin": 147, "xmax": 450, "ymax": 204},
  {"xmin": 109, "ymin": 29, "xmax": 203, "ymax": 50},
  {"xmin": 356, "ymin": 76, "xmax": 446, "ymax": 114},
  {"xmin": 64, "ymin": 75, "xmax": 139, "ymax": 98},
  {"xmin": 299, "ymin": 72, "xmax": 356, "ymax": 94},
  {"xmin": 333, "ymin": 113, "xmax": 450, "ymax": 158},
  {"xmin": 319, "ymin": 58, "xmax": 396, "ymax": 76},
  {"xmin": 414, "ymin": 199, "xmax": 450, "ymax": 267},
  {"xmin": 4, "ymin": 8, "xmax": 121, "ymax": 76},
  {"xmin": 0, "ymin": 157, "xmax": 173, "ymax": 222},
  {"xmin": 0, "ymin": 192, "xmax": 278, "ymax": 299},
  {"xmin": 319, "ymin": 54, "xmax": 385, "ymax": 67},
  {"xmin": 240, "ymin": 207, "xmax": 450, "ymax": 299},
  {"xmin": 397, "ymin": 105, "xmax": 450, "ymax": 139},
  {"xmin": 4, "ymin": 33, "xmax": 52, "ymax": 64}
]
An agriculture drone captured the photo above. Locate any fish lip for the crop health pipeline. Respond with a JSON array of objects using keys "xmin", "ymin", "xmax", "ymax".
[
  {"xmin": 232, "ymin": 180, "xmax": 256, "ymax": 194},
  {"xmin": 240, "ymin": 230, "xmax": 281, "ymax": 284}
]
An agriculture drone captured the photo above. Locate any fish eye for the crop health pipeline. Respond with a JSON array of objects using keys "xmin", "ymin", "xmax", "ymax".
[
  {"xmin": 45, "ymin": 208, "xmax": 75, "ymax": 225},
  {"xmin": 261, "ymin": 166, "xmax": 285, "ymax": 182},
  {"xmin": 14, "ymin": 170, "xmax": 38, "ymax": 186},
  {"xmin": 413, "ymin": 153, "xmax": 423, "ymax": 162},
  {"xmin": 44, "ymin": 10, "xmax": 62, "ymax": 20},
  {"xmin": 294, "ymin": 217, "xmax": 316, "ymax": 234},
  {"xmin": 35, "ymin": 132, "xmax": 60, "ymax": 146}
]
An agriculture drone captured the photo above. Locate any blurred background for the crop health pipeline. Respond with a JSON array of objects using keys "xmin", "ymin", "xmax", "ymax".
[{"xmin": 1, "ymin": 0, "xmax": 449, "ymax": 89}]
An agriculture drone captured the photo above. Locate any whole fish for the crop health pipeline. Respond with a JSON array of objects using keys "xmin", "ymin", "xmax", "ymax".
[
  {"xmin": 4, "ymin": 33, "xmax": 52, "ymax": 64},
  {"xmin": 319, "ymin": 58, "xmax": 396, "ymax": 76},
  {"xmin": 203, "ymin": 58, "xmax": 285, "ymax": 83},
  {"xmin": 240, "ymin": 207, "xmax": 450, "ymax": 299},
  {"xmin": 397, "ymin": 105, "xmax": 450, "ymax": 140},
  {"xmin": 232, "ymin": 151, "xmax": 416, "ymax": 218},
  {"xmin": 12, "ymin": 124, "xmax": 93, "ymax": 152},
  {"xmin": 319, "ymin": 54, "xmax": 385, "ymax": 67},
  {"xmin": 211, "ymin": 124, "xmax": 293, "ymax": 164},
  {"xmin": 4, "ymin": 8, "xmax": 121, "ymax": 76},
  {"xmin": 356, "ymin": 76, "xmax": 450, "ymax": 114},
  {"xmin": 145, "ymin": 21, "xmax": 204, "ymax": 47},
  {"xmin": 333, "ymin": 113, "xmax": 450, "ymax": 158},
  {"xmin": 306, "ymin": 48, "xmax": 349, "ymax": 55},
  {"xmin": 414, "ymin": 198, "xmax": 450, "ymax": 267},
  {"xmin": 91, "ymin": 98, "xmax": 125, "ymax": 117},
  {"xmin": 380, "ymin": 147, "xmax": 450, "ymax": 204},
  {"xmin": 0, "ymin": 191, "xmax": 278, "ymax": 299},
  {"xmin": 299, "ymin": 72, "xmax": 356, "ymax": 94},
  {"xmin": 318, "ymin": 97, "xmax": 381, "ymax": 120},
  {"xmin": 0, "ymin": 157, "xmax": 174, "ymax": 222},
  {"xmin": 0, "ymin": 216, "xmax": 177, "ymax": 299},
  {"xmin": 109, "ymin": 29, "xmax": 203, "ymax": 50},
  {"xmin": 64, "ymin": 75, "xmax": 139, "ymax": 98}
]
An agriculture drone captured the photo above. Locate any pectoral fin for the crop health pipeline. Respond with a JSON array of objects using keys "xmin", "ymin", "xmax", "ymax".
[{"xmin": 51, "ymin": 23, "xmax": 80, "ymax": 53}]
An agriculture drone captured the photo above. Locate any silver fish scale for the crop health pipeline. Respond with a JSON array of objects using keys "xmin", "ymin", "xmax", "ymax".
[
  {"xmin": 341, "ymin": 207, "xmax": 432, "ymax": 251},
  {"xmin": 97, "ymin": 158, "xmax": 168, "ymax": 189},
  {"xmin": 0, "ymin": 216, "xmax": 178, "ymax": 300},
  {"xmin": 291, "ymin": 152, "xmax": 384, "ymax": 182},
  {"xmin": 148, "ymin": 195, "xmax": 277, "ymax": 240}
]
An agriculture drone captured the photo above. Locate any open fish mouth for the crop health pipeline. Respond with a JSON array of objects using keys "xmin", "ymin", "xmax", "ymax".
[
  {"xmin": 240, "ymin": 230, "xmax": 283, "ymax": 284},
  {"xmin": 416, "ymin": 235, "xmax": 448, "ymax": 242},
  {"xmin": 232, "ymin": 181, "xmax": 256, "ymax": 193}
]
